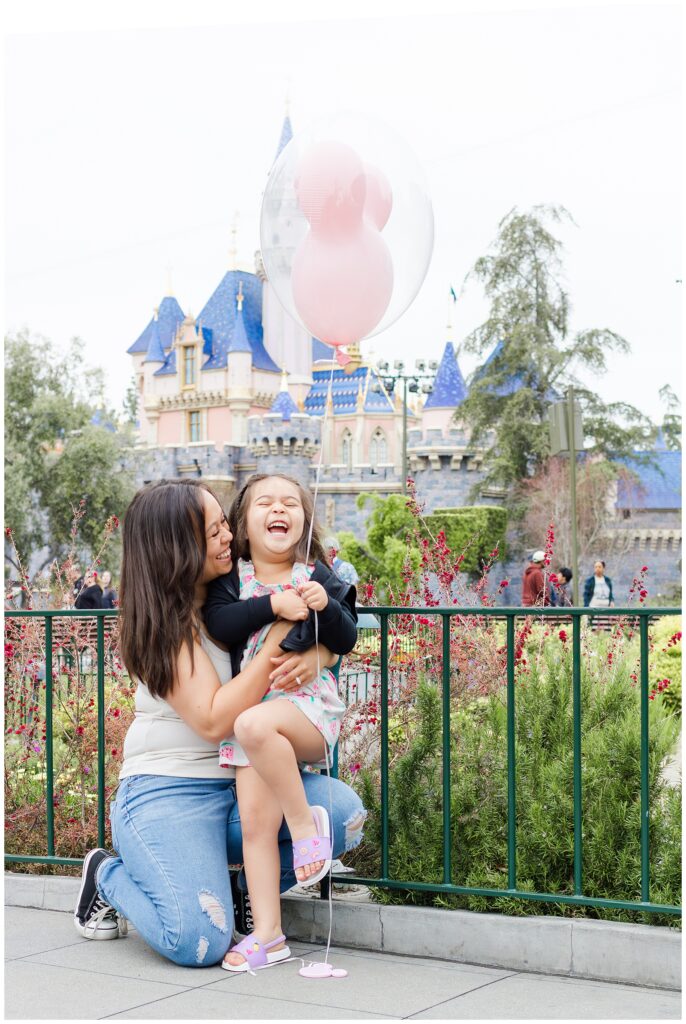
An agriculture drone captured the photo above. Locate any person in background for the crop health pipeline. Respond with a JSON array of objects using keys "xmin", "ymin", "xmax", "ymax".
[
  {"xmin": 101, "ymin": 571, "xmax": 117, "ymax": 608},
  {"xmin": 583, "ymin": 560, "xmax": 614, "ymax": 608},
  {"xmin": 70, "ymin": 564, "xmax": 84, "ymax": 606},
  {"xmin": 324, "ymin": 536, "xmax": 359, "ymax": 587},
  {"xmin": 551, "ymin": 567, "xmax": 573, "ymax": 607},
  {"xmin": 74, "ymin": 570, "xmax": 103, "ymax": 609},
  {"xmin": 521, "ymin": 550, "xmax": 550, "ymax": 607}
]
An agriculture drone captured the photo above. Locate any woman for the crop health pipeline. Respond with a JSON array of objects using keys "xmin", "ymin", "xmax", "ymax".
[
  {"xmin": 73, "ymin": 479, "xmax": 366, "ymax": 967},
  {"xmin": 583, "ymin": 559, "xmax": 614, "ymax": 608}
]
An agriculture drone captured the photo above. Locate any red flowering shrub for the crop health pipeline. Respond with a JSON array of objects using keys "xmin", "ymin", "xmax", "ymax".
[{"xmin": 4, "ymin": 512, "xmax": 134, "ymax": 868}]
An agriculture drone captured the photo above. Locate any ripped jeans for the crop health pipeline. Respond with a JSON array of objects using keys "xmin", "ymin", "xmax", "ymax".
[{"xmin": 96, "ymin": 772, "xmax": 366, "ymax": 967}]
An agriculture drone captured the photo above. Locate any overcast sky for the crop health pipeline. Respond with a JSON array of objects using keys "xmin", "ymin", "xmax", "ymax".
[{"xmin": 4, "ymin": 0, "xmax": 682, "ymax": 426}]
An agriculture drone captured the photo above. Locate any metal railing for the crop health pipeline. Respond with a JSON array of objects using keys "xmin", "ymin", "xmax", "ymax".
[{"xmin": 4, "ymin": 605, "xmax": 682, "ymax": 919}]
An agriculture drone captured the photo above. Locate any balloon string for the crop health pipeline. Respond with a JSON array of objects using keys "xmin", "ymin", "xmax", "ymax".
[
  {"xmin": 303, "ymin": 355, "xmax": 337, "ymax": 968},
  {"xmin": 304, "ymin": 358, "xmax": 336, "ymax": 567}
]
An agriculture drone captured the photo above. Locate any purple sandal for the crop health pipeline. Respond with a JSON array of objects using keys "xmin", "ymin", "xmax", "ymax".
[
  {"xmin": 221, "ymin": 932, "xmax": 291, "ymax": 973},
  {"xmin": 292, "ymin": 804, "xmax": 332, "ymax": 888}
]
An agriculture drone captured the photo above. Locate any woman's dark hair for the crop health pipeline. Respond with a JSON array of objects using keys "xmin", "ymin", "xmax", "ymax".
[
  {"xmin": 118, "ymin": 478, "xmax": 222, "ymax": 699},
  {"xmin": 594, "ymin": 559, "xmax": 606, "ymax": 569},
  {"xmin": 230, "ymin": 473, "xmax": 328, "ymax": 567},
  {"xmin": 558, "ymin": 567, "xmax": 573, "ymax": 583}
]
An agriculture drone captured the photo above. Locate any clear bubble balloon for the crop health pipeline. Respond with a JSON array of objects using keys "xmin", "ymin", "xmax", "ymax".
[{"xmin": 260, "ymin": 111, "xmax": 434, "ymax": 347}]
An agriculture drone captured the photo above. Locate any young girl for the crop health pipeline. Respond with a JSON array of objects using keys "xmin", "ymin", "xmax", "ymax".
[{"xmin": 203, "ymin": 474, "xmax": 358, "ymax": 973}]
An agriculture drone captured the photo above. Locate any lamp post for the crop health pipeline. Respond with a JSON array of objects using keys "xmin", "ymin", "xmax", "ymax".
[
  {"xmin": 373, "ymin": 359, "xmax": 437, "ymax": 493},
  {"xmin": 548, "ymin": 386, "xmax": 584, "ymax": 605}
]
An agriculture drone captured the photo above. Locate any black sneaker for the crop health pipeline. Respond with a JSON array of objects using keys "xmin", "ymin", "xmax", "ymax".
[
  {"xmin": 230, "ymin": 869, "xmax": 253, "ymax": 937},
  {"xmin": 73, "ymin": 848, "xmax": 126, "ymax": 940}
]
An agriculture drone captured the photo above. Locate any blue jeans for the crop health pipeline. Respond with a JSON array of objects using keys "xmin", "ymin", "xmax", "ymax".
[{"xmin": 97, "ymin": 772, "xmax": 366, "ymax": 967}]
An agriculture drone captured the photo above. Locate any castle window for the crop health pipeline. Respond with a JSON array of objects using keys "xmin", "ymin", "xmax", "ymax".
[
  {"xmin": 369, "ymin": 428, "xmax": 387, "ymax": 468},
  {"xmin": 341, "ymin": 430, "xmax": 352, "ymax": 470},
  {"xmin": 188, "ymin": 410, "xmax": 201, "ymax": 442},
  {"xmin": 183, "ymin": 346, "xmax": 196, "ymax": 388}
]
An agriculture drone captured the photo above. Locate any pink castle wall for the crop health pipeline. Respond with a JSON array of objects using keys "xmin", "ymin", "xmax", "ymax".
[
  {"xmin": 208, "ymin": 407, "xmax": 233, "ymax": 449},
  {"xmin": 157, "ymin": 410, "xmax": 184, "ymax": 446}
]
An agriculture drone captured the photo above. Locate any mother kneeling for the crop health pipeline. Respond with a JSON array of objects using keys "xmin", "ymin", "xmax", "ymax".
[{"xmin": 73, "ymin": 479, "xmax": 366, "ymax": 967}]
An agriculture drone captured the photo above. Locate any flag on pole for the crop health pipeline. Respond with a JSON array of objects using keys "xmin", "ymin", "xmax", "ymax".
[{"xmin": 450, "ymin": 286, "xmax": 457, "ymax": 302}]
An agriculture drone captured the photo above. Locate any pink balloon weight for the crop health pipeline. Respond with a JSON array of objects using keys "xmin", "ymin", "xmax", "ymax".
[
  {"xmin": 294, "ymin": 141, "xmax": 366, "ymax": 240},
  {"xmin": 363, "ymin": 163, "xmax": 393, "ymax": 231},
  {"xmin": 292, "ymin": 225, "xmax": 393, "ymax": 346}
]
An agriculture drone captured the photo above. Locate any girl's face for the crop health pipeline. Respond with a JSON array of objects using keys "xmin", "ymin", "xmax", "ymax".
[
  {"xmin": 594, "ymin": 561, "xmax": 605, "ymax": 576},
  {"xmin": 246, "ymin": 476, "xmax": 305, "ymax": 562},
  {"xmin": 201, "ymin": 491, "xmax": 233, "ymax": 583}
]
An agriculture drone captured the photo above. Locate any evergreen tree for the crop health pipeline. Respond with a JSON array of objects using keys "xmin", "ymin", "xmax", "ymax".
[{"xmin": 459, "ymin": 205, "xmax": 654, "ymax": 492}]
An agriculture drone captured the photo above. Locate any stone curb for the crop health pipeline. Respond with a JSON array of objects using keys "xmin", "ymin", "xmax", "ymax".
[{"xmin": 5, "ymin": 872, "xmax": 681, "ymax": 991}]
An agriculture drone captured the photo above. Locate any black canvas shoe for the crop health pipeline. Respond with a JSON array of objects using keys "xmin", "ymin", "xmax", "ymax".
[
  {"xmin": 73, "ymin": 848, "xmax": 126, "ymax": 940},
  {"xmin": 230, "ymin": 868, "xmax": 253, "ymax": 937}
]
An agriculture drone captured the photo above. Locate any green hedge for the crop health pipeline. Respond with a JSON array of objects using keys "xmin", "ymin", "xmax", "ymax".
[{"xmin": 423, "ymin": 505, "xmax": 508, "ymax": 573}]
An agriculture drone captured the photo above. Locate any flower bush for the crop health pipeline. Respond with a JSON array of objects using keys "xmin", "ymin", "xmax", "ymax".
[
  {"xmin": 4, "ymin": 516, "xmax": 134, "ymax": 871},
  {"xmin": 338, "ymin": 490, "xmax": 681, "ymax": 926}
]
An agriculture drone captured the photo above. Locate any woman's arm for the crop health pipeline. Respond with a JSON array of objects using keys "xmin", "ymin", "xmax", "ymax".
[
  {"xmin": 166, "ymin": 621, "xmax": 290, "ymax": 744},
  {"xmin": 166, "ymin": 626, "xmax": 338, "ymax": 743}
]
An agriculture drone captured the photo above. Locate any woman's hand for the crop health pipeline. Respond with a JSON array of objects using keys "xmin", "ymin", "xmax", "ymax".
[{"xmin": 268, "ymin": 644, "xmax": 338, "ymax": 692}]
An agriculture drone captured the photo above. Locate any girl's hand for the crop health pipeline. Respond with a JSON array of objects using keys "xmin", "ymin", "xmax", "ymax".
[
  {"xmin": 299, "ymin": 580, "xmax": 328, "ymax": 611},
  {"xmin": 271, "ymin": 589, "xmax": 309, "ymax": 621}
]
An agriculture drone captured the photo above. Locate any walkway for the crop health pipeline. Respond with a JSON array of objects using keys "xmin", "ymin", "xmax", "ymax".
[{"xmin": 5, "ymin": 906, "xmax": 681, "ymax": 1019}]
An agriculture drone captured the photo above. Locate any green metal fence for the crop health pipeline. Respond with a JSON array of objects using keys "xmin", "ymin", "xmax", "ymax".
[{"xmin": 3, "ymin": 605, "xmax": 682, "ymax": 919}]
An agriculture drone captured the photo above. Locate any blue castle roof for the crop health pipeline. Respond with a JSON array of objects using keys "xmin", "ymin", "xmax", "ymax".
[
  {"xmin": 128, "ymin": 296, "xmax": 185, "ymax": 354},
  {"xmin": 154, "ymin": 349, "xmax": 177, "ymax": 376},
  {"xmin": 275, "ymin": 114, "xmax": 293, "ymax": 162},
  {"xmin": 312, "ymin": 337, "xmax": 335, "ymax": 362},
  {"xmin": 305, "ymin": 366, "xmax": 396, "ymax": 416},
  {"xmin": 423, "ymin": 341, "xmax": 468, "ymax": 409},
  {"xmin": 616, "ymin": 446, "xmax": 682, "ymax": 510},
  {"xmin": 471, "ymin": 339, "xmax": 559, "ymax": 402},
  {"xmin": 143, "ymin": 318, "xmax": 166, "ymax": 364},
  {"xmin": 270, "ymin": 388, "xmax": 299, "ymax": 421},
  {"xmin": 197, "ymin": 270, "xmax": 280, "ymax": 373},
  {"xmin": 227, "ymin": 302, "xmax": 252, "ymax": 354}
]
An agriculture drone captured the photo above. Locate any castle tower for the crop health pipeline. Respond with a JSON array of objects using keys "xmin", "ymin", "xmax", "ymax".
[{"xmin": 259, "ymin": 112, "xmax": 314, "ymax": 399}]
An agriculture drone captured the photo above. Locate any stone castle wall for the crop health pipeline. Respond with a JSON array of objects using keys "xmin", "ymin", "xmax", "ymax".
[{"xmin": 123, "ymin": 413, "xmax": 681, "ymax": 604}]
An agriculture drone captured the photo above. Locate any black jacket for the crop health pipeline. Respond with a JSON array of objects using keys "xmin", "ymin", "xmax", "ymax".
[
  {"xmin": 203, "ymin": 560, "xmax": 358, "ymax": 676},
  {"xmin": 75, "ymin": 584, "xmax": 103, "ymax": 610}
]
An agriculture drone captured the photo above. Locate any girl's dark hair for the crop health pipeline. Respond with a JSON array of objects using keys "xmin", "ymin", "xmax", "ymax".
[
  {"xmin": 119, "ymin": 478, "xmax": 222, "ymax": 699},
  {"xmin": 230, "ymin": 473, "xmax": 328, "ymax": 567}
]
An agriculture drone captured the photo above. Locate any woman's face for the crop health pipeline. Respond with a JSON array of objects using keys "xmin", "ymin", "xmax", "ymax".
[
  {"xmin": 594, "ymin": 561, "xmax": 605, "ymax": 576},
  {"xmin": 201, "ymin": 491, "xmax": 233, "ymax": 583},
  {"xmin": 101, "ymin": 571, "xmax": 112, "ymax": 587},
  {"xmin": 246, "ymin": 476, "xmax": 305, "ymax": 562}
]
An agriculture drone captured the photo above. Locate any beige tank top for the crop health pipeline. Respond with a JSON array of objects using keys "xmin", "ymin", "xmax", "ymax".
[{"xmin": 119, "ymin": 633, "xmax": 235, "ymax": 780}]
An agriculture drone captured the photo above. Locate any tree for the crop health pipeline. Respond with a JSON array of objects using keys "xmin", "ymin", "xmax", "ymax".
[
  {"xmin": 4, "ymin": 330, "xmax": 134, "ymax": 573},
  {"xmin": 659, "ymin": 385, "xmax": 681, "ymax": 451},
  {"xmin": 518, "ymin": 456, "xmax": 638, "ymax": 576},
  {"xmin": 459, "ymin": 206, "xmax": 654, "ymax": 493}
]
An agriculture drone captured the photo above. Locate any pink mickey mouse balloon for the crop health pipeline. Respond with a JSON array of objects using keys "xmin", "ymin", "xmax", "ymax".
[
  {"xmin": 294, "ymin": 140, "xmax": 366, "ymax": 240},
  {"xmin": 362, "ymin": 162, "xmax": 393, "ymax": 231},
  {"xmin": 260, "ymin": 111, "xmax": 434, "ymax": 348},
  {"xmin": 292, "ymin": 224, "xmax": 393, "ymax": 346}
]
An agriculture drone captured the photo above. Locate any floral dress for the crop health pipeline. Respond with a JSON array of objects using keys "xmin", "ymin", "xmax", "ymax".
[{"xmin": 218, "ymin": 558, "xmax": 346, "ymax": 769}]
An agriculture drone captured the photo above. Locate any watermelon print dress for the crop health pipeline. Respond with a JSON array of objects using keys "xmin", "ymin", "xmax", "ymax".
[{"xmin": 218, "ymin": 558, "xmax": 346, "ymax": 769}]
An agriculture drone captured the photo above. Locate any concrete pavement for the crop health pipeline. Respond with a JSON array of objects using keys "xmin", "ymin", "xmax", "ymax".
[{"xmin": 4, "ymin": 906, "xmax": 682, "ymax": 1020}]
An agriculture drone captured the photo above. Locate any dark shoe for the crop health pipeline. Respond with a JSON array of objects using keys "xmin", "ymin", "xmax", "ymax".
[
  {"xmin": 73, "ymin": 848, "xmax": 126, "ymax": 940},
  {"xmin": 230, "ymin": 869, "xmax": 253, "ymax": 937}
]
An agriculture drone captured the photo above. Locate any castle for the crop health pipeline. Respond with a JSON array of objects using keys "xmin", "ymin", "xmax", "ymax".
[{"xmin": 125, "ymin": 116, "xmax": 681, "ymax": 603}]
